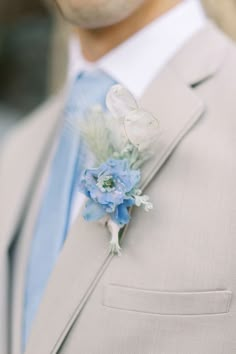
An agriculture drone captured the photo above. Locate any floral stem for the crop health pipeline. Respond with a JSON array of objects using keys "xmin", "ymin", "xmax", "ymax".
[{"xmin": 107, "ymin": 219, "xmax": 122, "ymax": 255}]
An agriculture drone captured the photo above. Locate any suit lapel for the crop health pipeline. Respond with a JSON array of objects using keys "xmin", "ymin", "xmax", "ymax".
[
  {"xmin": 139, "ymin": 65, "xmax": 205, "ymax": 191},
  {"xmin": 24, "ymin": 22, "xmax": 229, "ymax": 354},
  {"xmin": 0, "ymin": 92, "xmax": 66, "ymax": 253},
  {"xmin": 10, "ymin": 139, "xmax": 63, "ymax": 354},
  {"xmin": 0, "ymin": 92, "xmax": 65, "ymax": 354},
  {"xmin": 139, "ymin": 20, "xmax": 228, "ymax": 191}
]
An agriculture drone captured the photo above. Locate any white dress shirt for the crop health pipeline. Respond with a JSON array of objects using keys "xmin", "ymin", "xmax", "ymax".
[
  {"xmin": 64, "ymin": 0, "xmax": 207, "ymax": 226},
  {"xmin": 68, "ymin": 0, "xmax": 206, "ymax": 98}
]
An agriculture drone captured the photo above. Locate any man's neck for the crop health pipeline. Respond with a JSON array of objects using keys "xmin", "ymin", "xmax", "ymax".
[{"xmin": 74, "ymin": 0, "xmax": 183, "ymax": 62}]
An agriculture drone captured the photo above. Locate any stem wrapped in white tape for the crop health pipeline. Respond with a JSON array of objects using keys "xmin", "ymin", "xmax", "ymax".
[{"xmin": 107, "ymin": 219, "xmax": 122, "ymax": 256}]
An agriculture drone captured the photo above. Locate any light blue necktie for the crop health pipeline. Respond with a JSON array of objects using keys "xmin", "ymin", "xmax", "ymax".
[{"xmin": 23, "ymin": 70, "xmax": 116, "ymax": 349}]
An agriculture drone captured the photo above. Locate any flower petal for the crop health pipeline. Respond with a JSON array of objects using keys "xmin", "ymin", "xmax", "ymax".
[
  {"xmin": 124, "ymin": 109, "xmax": 159, "ymax": 151},
  {"xmin": 106, "ymin": 84, "xmax": 138, "ymax": 118},
  {"xmin": 112, "ymin": 202, "xmax": 131, "ymax": 226},
  {"xmin": 79, "ymin": 159, "xmax": 140, "ymax": 223},
  {"xmin": 83, "ymin": 200, "xmax": 106, "ymax": 221}
]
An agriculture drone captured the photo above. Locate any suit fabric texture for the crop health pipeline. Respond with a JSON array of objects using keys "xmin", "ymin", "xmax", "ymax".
[{"xmin": 0, "ymin": 22, "xmax": 236, "ymax": 354}]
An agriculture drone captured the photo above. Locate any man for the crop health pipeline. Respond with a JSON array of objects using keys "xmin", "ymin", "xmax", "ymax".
[{"xmin": 1, "ymin": 0, "xmax": 236, "ymax": 353}]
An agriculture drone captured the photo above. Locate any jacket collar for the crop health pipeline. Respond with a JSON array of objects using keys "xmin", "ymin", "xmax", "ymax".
[{"xmin": 171, "ymin": 20, "xmax": 228, "ymax": 86}]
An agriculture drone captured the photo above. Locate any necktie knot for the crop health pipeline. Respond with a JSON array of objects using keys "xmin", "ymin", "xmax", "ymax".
[{"xmin": 64, "ymin": 69, "xmax": 116, "ymax": 119}]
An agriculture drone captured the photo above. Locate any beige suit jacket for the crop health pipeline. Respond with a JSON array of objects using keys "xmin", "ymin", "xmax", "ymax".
[{"xmin": 1, "ymin": 22, "xmax": 236, "ymax": 354}]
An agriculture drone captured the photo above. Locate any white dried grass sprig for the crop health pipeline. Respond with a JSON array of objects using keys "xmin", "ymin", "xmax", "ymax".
[
  {"xmin": 79, "ymin": 105, "xmax": 114, "ymax": 165},
  {"xmin": 79, "ymin": 85, "xmax": 160, "ymax": 167}
]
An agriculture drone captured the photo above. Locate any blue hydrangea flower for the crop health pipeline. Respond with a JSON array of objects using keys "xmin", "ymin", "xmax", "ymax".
[{"xmin": 78, "ymin": 158, "xmax": 140, "ymax": 226}]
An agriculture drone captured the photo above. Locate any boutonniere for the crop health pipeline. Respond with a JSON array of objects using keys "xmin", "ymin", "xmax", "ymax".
[{"xmin": 78, "ymin": 85, "xmax": 159, "ymax": 255}]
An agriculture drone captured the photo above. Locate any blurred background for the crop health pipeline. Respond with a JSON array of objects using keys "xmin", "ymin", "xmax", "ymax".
[{"xmin": 0, "ymin": 0, "xmax": 236, "ymax": 139}]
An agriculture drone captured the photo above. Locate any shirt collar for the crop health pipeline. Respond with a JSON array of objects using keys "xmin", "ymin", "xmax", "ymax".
[{"xmin": 67, "ymin": 0, "xmax": 207, "ymax": 98}]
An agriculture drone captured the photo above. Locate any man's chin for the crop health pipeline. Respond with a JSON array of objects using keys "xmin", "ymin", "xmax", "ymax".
[
  {"xmin": 58, "ymin": 9, "xmax": 131, "ymax": 30},
  {"xmin": 73, "ymin": 17, "xmax": 127, "ymax": 30},
  {"xmin": 54, "ymin": 0, "xmax": 144, "ymax": 30}
]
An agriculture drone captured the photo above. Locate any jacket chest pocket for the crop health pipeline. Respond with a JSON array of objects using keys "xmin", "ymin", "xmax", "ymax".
[{"xmin": 103, "ymin": 284, "xmax": 232, "ymax": 316}]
